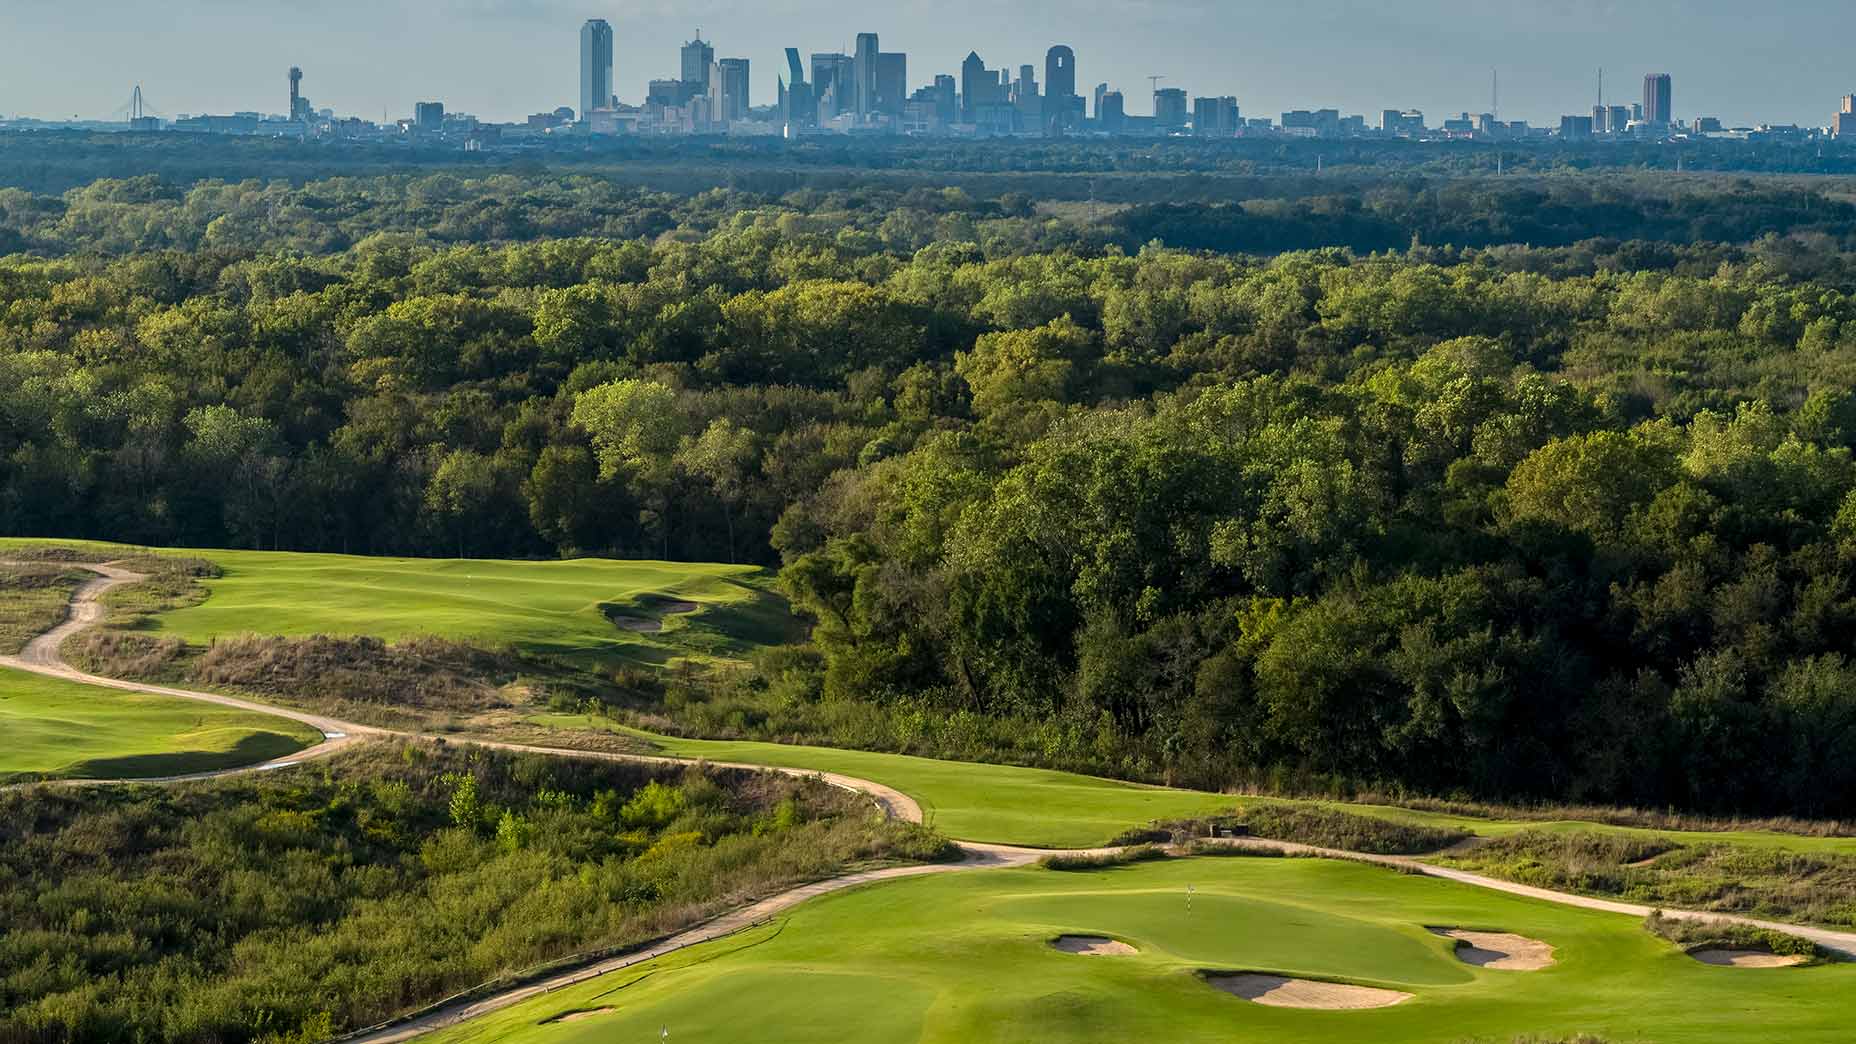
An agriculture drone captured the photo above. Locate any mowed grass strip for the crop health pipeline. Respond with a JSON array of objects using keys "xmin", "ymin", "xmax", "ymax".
[
  {"xmin": 0, "ymin": 668, "xmax": 322, "ymax": 783},
  {"xmin": 0, "ymin": 539, "xmax": 795, "ymax": 666},
  {"xmin": 586, "ymin": 726, "xmax": 1856, "ymax": 856},
  {"xmin": 416, "ymin": 856, "xmax": 1856, "ymax": 1044}
]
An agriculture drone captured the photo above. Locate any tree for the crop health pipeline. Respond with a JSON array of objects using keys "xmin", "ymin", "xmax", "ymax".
[{"xmin": 678, "ymin": 418, "xmax": 759, "ymax": 563}]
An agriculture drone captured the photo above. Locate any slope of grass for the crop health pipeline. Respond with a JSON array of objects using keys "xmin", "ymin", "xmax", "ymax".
[
  {"xmin": 531, "ymin": 723, "xmax": 1856, "ymax": 857},
  {"xmin": 0, "ymin": 539, "xmax": 798, "ymax": 667},
  {"xmin": 419, "ymin": 856, "xmax": 1856, "ymax": 1044},
  {"xmin": 0, "ymin": 667, "xmax": 321, "ymax": 782}
]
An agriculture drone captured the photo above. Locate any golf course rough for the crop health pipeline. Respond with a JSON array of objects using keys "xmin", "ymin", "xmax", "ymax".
[
  {"xmin": 0, "ymin": 666, "xmax": 321, "ymax": 783},
  {"xmin": 412, "ymin": 857, "xmax": 1856, "ymax": 1044}
]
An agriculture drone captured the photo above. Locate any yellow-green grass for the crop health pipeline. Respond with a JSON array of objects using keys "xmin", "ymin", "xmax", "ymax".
[
  {"xmin": 0, "ymin": 667, "xmax": 322, "ymax": 783},
  {"xmin": 534, "ymin": 719, "xmax": 1856, "ymax": 857},
  {"xmin": 420, "ymin": 856, "xmax": 1856, "ymax": 1044},
  {"xmin": 0, "ymin": 539, "xmax": 798, "ymax": 667}
]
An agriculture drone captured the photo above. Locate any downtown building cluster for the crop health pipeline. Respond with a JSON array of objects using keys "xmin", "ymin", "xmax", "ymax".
[{"xmin": 12, "ymin": 23, "xmax": 1856, "ymax": 148}]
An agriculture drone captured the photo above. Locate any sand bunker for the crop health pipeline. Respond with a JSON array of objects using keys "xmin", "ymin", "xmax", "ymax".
[
  {"xmin": 1205, "ymin": 973, "xmax": 1412, "ymax": 1009},
  {"xmin": 610, "ymin": 601, "xmax": 700, "ymax": 632},
  {"xmin": 1051, "ymin": 935, "xmax": 1137, "ymax": 956},
  {"xmin": 1430, "ymin": 928, "xmax": 1556, "ymax": 970},
  {"xmin": 542, "ymin": 1008, "xmax": 616, "ymax": 1024},
  {"xmin": 1689, "ymin": 949, "xmax": 1806, "ymax": 968}
]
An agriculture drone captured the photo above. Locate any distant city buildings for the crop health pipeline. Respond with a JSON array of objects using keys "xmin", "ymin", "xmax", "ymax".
[
  {"xmin": 46, "ymin": 30, "xmax": 1855, "ymax": 151},
  {"xmin": 579, "ymin": 20, "xmax": 614, "ymax": 124},
  {"xmin": 1643, "ymin": 73, "xmax": 1673, "ymax": 125}
]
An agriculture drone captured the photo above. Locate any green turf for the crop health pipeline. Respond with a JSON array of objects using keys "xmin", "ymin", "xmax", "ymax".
[
  {"xmin": 536, "ymin": 721, "xmax": 1856, "ymax": 856},
  {"xmin": 418, "ymin": 855, "xmax": 1856, "ymax": 1044},
  {"xmin": 0, "ymin": 539, "xmax": 797, "ymax": 667},
  {"xmin": 0, "ymin": 667, "xmax": 323, "ymax": 783}
]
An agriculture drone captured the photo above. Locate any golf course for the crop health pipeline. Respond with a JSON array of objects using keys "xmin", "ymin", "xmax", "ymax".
[
  {"xmin": 413, "ymin": 856, "xmax": 1856, "ymax": 1044},
  {"xmin": 0, "ymin": 666, "xmax": 322, "ymax": 783},
  {"xmin": 7, "ymin": 543, "xmax": 1856, "ymax": 1044}
]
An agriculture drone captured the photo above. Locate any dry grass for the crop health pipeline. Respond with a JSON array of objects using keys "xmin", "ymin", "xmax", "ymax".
[{"xmin": 0, "ymin": 564, "xmax": 87, "ymax": 655}]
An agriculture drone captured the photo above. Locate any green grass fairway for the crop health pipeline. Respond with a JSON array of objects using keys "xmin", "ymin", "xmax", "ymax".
[
  {"xmin": 0, "ymin": 668, "xmax": 322, "ymax": 783},
  {"xmin": 0, "ymin": 539, "xmax": 797, "ymax": 666},
  {"xmin": 535, "ymin": 722, "xmax": 1856, "ymax": 856},
  {"xmin": 419, "ymin": 856, "xmax": 1856, "ymax": 1044}
]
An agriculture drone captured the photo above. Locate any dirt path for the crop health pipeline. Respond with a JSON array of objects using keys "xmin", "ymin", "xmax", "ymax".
[{"xmin": 8, "ymin": 561, "xmax": 1856, "ymax": 1044}]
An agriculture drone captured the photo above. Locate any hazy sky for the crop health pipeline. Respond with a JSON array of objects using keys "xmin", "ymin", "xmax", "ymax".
[{"xmin": 2, "ymin": 0, "xmax": 1851, "ymax": 127}]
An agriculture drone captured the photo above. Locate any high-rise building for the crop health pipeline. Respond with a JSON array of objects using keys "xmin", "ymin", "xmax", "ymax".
[
  {"xmin": 1044, "ymin": 46, "xmax": 1078, "ymax": 134},
  {"xmin": 812, "ymin": 52, "xmax": 853, "ymax": 119},
  {"xmin": 1193, "ymin": 96, "xmax": 1240, "ymax": 136},
  {"xmin": 876, "ymin": 52, "xmax": 907, "ymax": 117},
  {"xmin": 1093, "ymin": 83, "xmax": 1109, "ymax": 120},
  {"xmin": 712, "ymin": 58, "xmax": 750, "ymax": 123},
  {"xmin": 580, "ymin": 20, "xmax": 613, "ymax": 121},
  {"xmin": 1154, "ymin": 87, "xmax": 1188, "ymax": 130},
  {"xmin": 853, "ymin": 33, "xmax": 880, "ymax": 119},
  {"xmin": 781, "ymin": 49, "xmax": 816, "ymax": 130},
  {"xmin": 288, "ymin": 67, "xmax": 309, "ymax": 122},
  {"xmin": 930, "ymin": 75, "xmax": 957, "ymax": 124},
  {"xmin": 1643, "ymin": 73, "xmax": 1673, "ymax": 125},
  {"xmin": 1099, "ymin": 90, "xmax": 1125, "ymax": 131},
  {"xmin": 1381, "ymin": 109, "xmax": 1424, "ymax": 135},
  {"xmin": 682, "ymin": 33, "xmax": 715, "ymax": 94},
  {"xmin": 1836, "ymin": 95, "xmax": 1856, "ymax": 138},
  {"xmin": 1560, "ymin": 114, "xmax": 1594, "ymax": 138},
  {"xmin": 414, "ymin": 101, "xmax": 445, "ymax": 131},
  {"xmin": 961, "ymin": 51, "xmax": 989, "ymax": 122}
]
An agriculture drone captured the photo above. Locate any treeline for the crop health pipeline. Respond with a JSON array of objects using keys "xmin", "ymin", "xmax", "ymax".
[
  {"xmin": 10, "ymin": 171, "xmax": 1856, "ymax": 262},
  {"xmin": 0, "ymin": 743, "xmax": 939, "ymax": 1044}
]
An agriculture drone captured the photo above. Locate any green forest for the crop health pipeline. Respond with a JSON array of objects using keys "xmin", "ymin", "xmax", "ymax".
[{"xmin": 9, "ymin": 164, "xmax": 1856, "ymax": 818}]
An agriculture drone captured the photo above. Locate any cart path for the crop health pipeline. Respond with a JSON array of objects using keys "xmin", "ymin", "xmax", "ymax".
[{"xmin": 5, "ymin": 560, "xmax": 1855, "ymax": 1044}]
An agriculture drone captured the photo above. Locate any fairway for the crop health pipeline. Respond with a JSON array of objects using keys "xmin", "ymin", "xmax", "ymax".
[
  {"xmin": 569, "ymin": 724, "xmax": 1856, "ymax": 856},
  {"xmin": 418, "ymin": 856, "xmax": 1856, "ymax": 1044},
  {"xmin": 0, "ymin": 667, "xmax": 322, "ymax": 783},
  {"xmin": 0, "ymin": 539, "xmax": 797, "ymax": 666}
]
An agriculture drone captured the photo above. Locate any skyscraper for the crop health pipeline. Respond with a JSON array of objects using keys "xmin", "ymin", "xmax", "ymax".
[
  {"xmin": 1154, "ymin": 87, "xmax": 1188, "ymax": 130},
  {"xmin": 853, "ymin": 33, "xmax": 879, "ymax": 119},
  {"xmin": 1043, "ymin": 46, "xmax": 1078, "ymax": 133},
  {"xmin": 876, "ymin": 52, "xmax": 907, "ymax": 117},
  {"xmin": 682, "ymin": 33, "xmax": 715, "ymax": 95},
  {"xmin": 579, "ymin": 20, "xmax": 613, "ymax": 121},
  {"xmin": 288, "ymin": 67, "xmax": 306, "ymax": 122},
  {"xmin": 713, "ymin": 58, "xmax": 750, "ymax": 123},
  {"xmin": 961, "ymin": 51, "xmax": 988, "ymax": 123},
  {"xmin": 1643, "ymin": 73, "xmax": 1673, "ymax": 125}
]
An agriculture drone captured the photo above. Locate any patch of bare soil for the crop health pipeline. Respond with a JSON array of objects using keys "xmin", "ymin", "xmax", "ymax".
[
  {"xmin": 1430, "ymin": 928, "xmax": 1556, "ymax": 970},
  {"xmin": 1051, "ymin": 935, "xmax": 1137, "ymax": 955},
  {"xmin": 1205, "ymin": 973, "xmax": 1412, "ymax": 1009},
  {"xmin": 541, "ymin": 1008, "xmax": 616, "ymax": 1024},
  {"xmin": 1689, "ymin": 949, "xmax": 1806, "ymax": 968}
]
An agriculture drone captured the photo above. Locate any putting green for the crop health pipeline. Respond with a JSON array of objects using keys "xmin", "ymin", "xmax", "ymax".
[
  {"xmin": 0, "ymin": 667, "xmax": 322, "ymax": 783},
  {"xmin": 0, "ymin": 539, "xmax": 795, "ymax": 666},
  {"xmin": 419, "ymin": 856, "xmax": 1856, "ymax": 1044}
]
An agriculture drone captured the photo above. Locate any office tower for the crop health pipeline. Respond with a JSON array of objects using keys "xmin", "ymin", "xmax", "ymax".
[
  {"xmin": 931, "ymin": 75, "xmax": 957, "ymax": 124},
  {"xmin": 853, "ymin": 33, "xmax": 879, "ymax": 118},
  {"xmin": 580, "ymin": 21, "xmax": 614, "ymax": 117},
  {"xmin": 1093, "ymin": 83, "xmax": 1109, "ymax": 120},
  {"xmin": 812, "ymin": 52, "xmax": 853, "ymax": 118},
  {"xmin": 1845, "ymin": 94, "xmax": 1856, "ymax": 114},
  {"xmin": 414, "ymin": 101, "xmax": 444, "ymax": 131},
  {"xmin": 1559, "ymin": 114, "xmax": 1594, "ymax": 138},
  {"xmin": 1835, "ymin": 95, "xmax": 1856, "ymax": 138},
  {"xmin": 580, "ymin": 20, "xmax": 613, "ymax": 121},
  {"xmin": 781, "ymin": 49, "xmax": 816, "ymax": 130},
  {"xmin": 712, "ymin": 58, "xmax": 750, "ymax": 123},
  {"xmin": 682, "ymin": 33, "xmax": 714, "ymax": 94},
  {"xmin": 288, "ymin": 67, "xmax": 308, "ymax": 122},
  {"xmin": 1607, "ymin": 104, "xmax": 1630, "ymax": 133},
  {"xmin": 1044, "ymin": 46, "xmax": 1078, "ymax": 133},
  {"xmin": 1643, "ymin": 73, "xmax": 1672, "ymax": 125},
  {"xmin": 1154, "ymin": 87, "xmax": 1188, "ymax": 129},
  {"xmin": 1193, "ymin": 96, "xmax": 1240, "ymax": 136},
  {"xmin": 876, "ymin": 52, "xmax": 907, "ymax": 117},
  {"xmin": 961, "ymin": 51, "xmax": 988, "ymax": 122},
  {"xmin": 1593, "ymin": 105, "xmax": 1608, "ymax": 133},
  {"xmin": 1099, "ymin": 90, "xmax": 1125, "ymax": 131}
]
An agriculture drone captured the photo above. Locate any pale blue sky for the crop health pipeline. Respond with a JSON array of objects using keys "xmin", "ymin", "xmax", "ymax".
[{"xmin": 1, "ymin": 0, "xmax": 1850, "ymax": 127}]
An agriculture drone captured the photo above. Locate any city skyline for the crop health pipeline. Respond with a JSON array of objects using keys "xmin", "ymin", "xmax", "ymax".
[{"xmin": 2, "ymin": 1, "xmax": 1854, "ymax": 129}]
